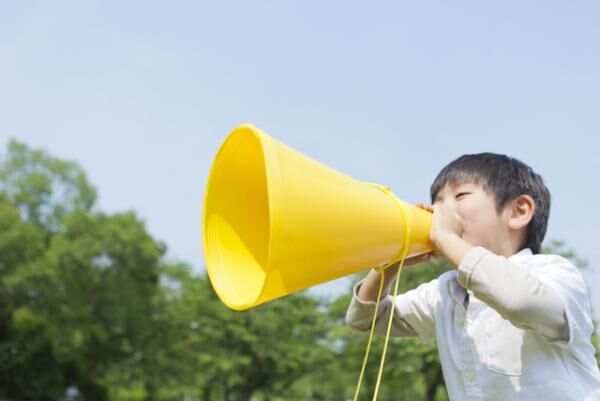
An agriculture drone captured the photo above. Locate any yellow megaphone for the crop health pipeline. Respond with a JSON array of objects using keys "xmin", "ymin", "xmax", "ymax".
[{"xmin": 202, "ymin": 124, "xmax": 433, "ymax": 310}]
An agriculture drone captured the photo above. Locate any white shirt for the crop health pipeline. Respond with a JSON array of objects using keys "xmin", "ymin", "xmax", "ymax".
[{"xmin": 346, "ymin": 247, "xmax": 600, "ymax": 401}]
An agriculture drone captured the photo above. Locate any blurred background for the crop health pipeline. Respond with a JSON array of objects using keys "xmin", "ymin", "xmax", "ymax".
[{"xmin": 1, "ymin": 1, "xmax": 599, "ymax": 400}]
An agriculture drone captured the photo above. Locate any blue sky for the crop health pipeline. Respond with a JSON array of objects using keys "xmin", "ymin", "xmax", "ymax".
[{"xmin": 1, "ymin": 1, "xmax": 599, "ymax": 314}]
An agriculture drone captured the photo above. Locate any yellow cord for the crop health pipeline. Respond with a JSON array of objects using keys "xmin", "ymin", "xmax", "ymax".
[
  {"xmin": 351, "ymin": 261, "xmax": 385, "ymax": 401},
  {"xmin": 352, "ymin": 183, "xmax": 411, "ymax": 401}
]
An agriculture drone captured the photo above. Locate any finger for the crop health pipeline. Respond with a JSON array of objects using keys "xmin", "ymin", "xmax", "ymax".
[{"xmin": 416, "ymin": 203, "xmax": 434, "ymax": 212}]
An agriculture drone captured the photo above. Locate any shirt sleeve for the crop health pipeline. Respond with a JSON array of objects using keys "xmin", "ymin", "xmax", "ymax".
[
  {"xmin": 345, "ymin": 277, "xmax": 439, "ymax": 343},
  {"xmin": 457, "ymin": 247, "xmax": 575, "ymax": 343}
]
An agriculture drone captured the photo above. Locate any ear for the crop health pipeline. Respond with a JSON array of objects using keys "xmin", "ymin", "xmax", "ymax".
[{"xmin": 507, "ymin": 194, "xmax": 535, "ymax": 230}]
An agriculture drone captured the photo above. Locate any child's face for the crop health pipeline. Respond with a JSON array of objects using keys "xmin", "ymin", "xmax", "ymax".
[{"xmin": 434, "ymin": 181, "xmax": 510, "ymax": 253}]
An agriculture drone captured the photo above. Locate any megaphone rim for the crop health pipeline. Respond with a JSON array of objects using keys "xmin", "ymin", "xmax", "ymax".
[{"xmin": 202, "ymin": 123, "xmax": 279, "ymax": 310}]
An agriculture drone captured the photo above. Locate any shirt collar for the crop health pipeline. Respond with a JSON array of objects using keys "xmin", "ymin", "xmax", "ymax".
[
  {"xmin": 509, "ymin": 248, "xmax": 533, "ymax": 261},
  {"xmin": 447, "ymin": 271, "xmax": 466, "ymax": 303}
]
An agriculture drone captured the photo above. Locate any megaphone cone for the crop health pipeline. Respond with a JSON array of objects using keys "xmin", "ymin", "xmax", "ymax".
[{"xmin": 202, "ymin": 124, "xmax": 433, "ymax": 310}]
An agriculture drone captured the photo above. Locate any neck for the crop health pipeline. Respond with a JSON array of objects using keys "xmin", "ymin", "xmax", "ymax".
[{"xmin": 494, "ymin": 231, "xmax": 526, "ymax": 258}]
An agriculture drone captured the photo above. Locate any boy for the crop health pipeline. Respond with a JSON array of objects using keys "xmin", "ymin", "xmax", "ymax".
[{"xmin": 346, "ymin": 153, "xmax": 600, "ymax": 400}]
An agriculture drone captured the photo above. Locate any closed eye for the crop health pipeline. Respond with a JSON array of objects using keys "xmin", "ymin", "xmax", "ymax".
[{"xmin": 456, "ymin": 192, "xmax": 470, "ymax": 199}]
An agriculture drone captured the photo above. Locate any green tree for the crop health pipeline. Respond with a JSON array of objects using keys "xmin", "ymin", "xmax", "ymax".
[
  {"xmin": 0, "ymin": 141, "xmax": 163, "ymax": 401},
  {"xmin": 140, "ymin": 266, "xmax": 333, "ymax": 401},
  {"xmin": 0, "ymin": 139, "xmax": 96, "ymax": 231}
]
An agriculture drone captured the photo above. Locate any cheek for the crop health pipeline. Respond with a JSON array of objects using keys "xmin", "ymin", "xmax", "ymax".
[
  {"xmin": 456, "ymin": 204, "xmax": 477, "ymax": 227},
  {"xmin": 456, "ymin": 205, "xmax": 488, "ymax": 237}
]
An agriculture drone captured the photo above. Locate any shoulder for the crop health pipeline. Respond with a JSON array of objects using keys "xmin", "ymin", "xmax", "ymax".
[
  {"xmin": 438, "ymin": 269, "xmax": 457, "ymax": 285},
  {"xmin": 530, "ymin": 252, "xmax": 575, "ymax": 266},
  {"xmin": 399, "ymin": 271, "xmax": 453, "ymax": 304},
  {"xmin": 528, "ymin": 253, "xmax": 583, "ymax": 276},
  {"xmin": 526, "ymin": 253, "xmax": 589, "ymax": 298},
  {"xmin": 411, "ymin": 270, "xmax": 456, "ymax": 290},
  {"xmin": 409, "ymin": 270, "xmax": 456, "ymax": 303}
]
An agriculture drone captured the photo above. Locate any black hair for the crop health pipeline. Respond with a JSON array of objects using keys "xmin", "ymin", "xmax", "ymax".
[{"xmin": 430, "ymin": 153, "xmax": 551, "ymax": 254}]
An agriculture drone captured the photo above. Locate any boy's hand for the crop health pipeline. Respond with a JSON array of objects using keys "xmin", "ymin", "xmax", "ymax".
[
  {"xmin": 430, "ymin": 202, "xmax": 463, "ymax": 246},
  {"xmin": 426, "ymin": 201, "xmax": 473, "ymax": 269}
]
